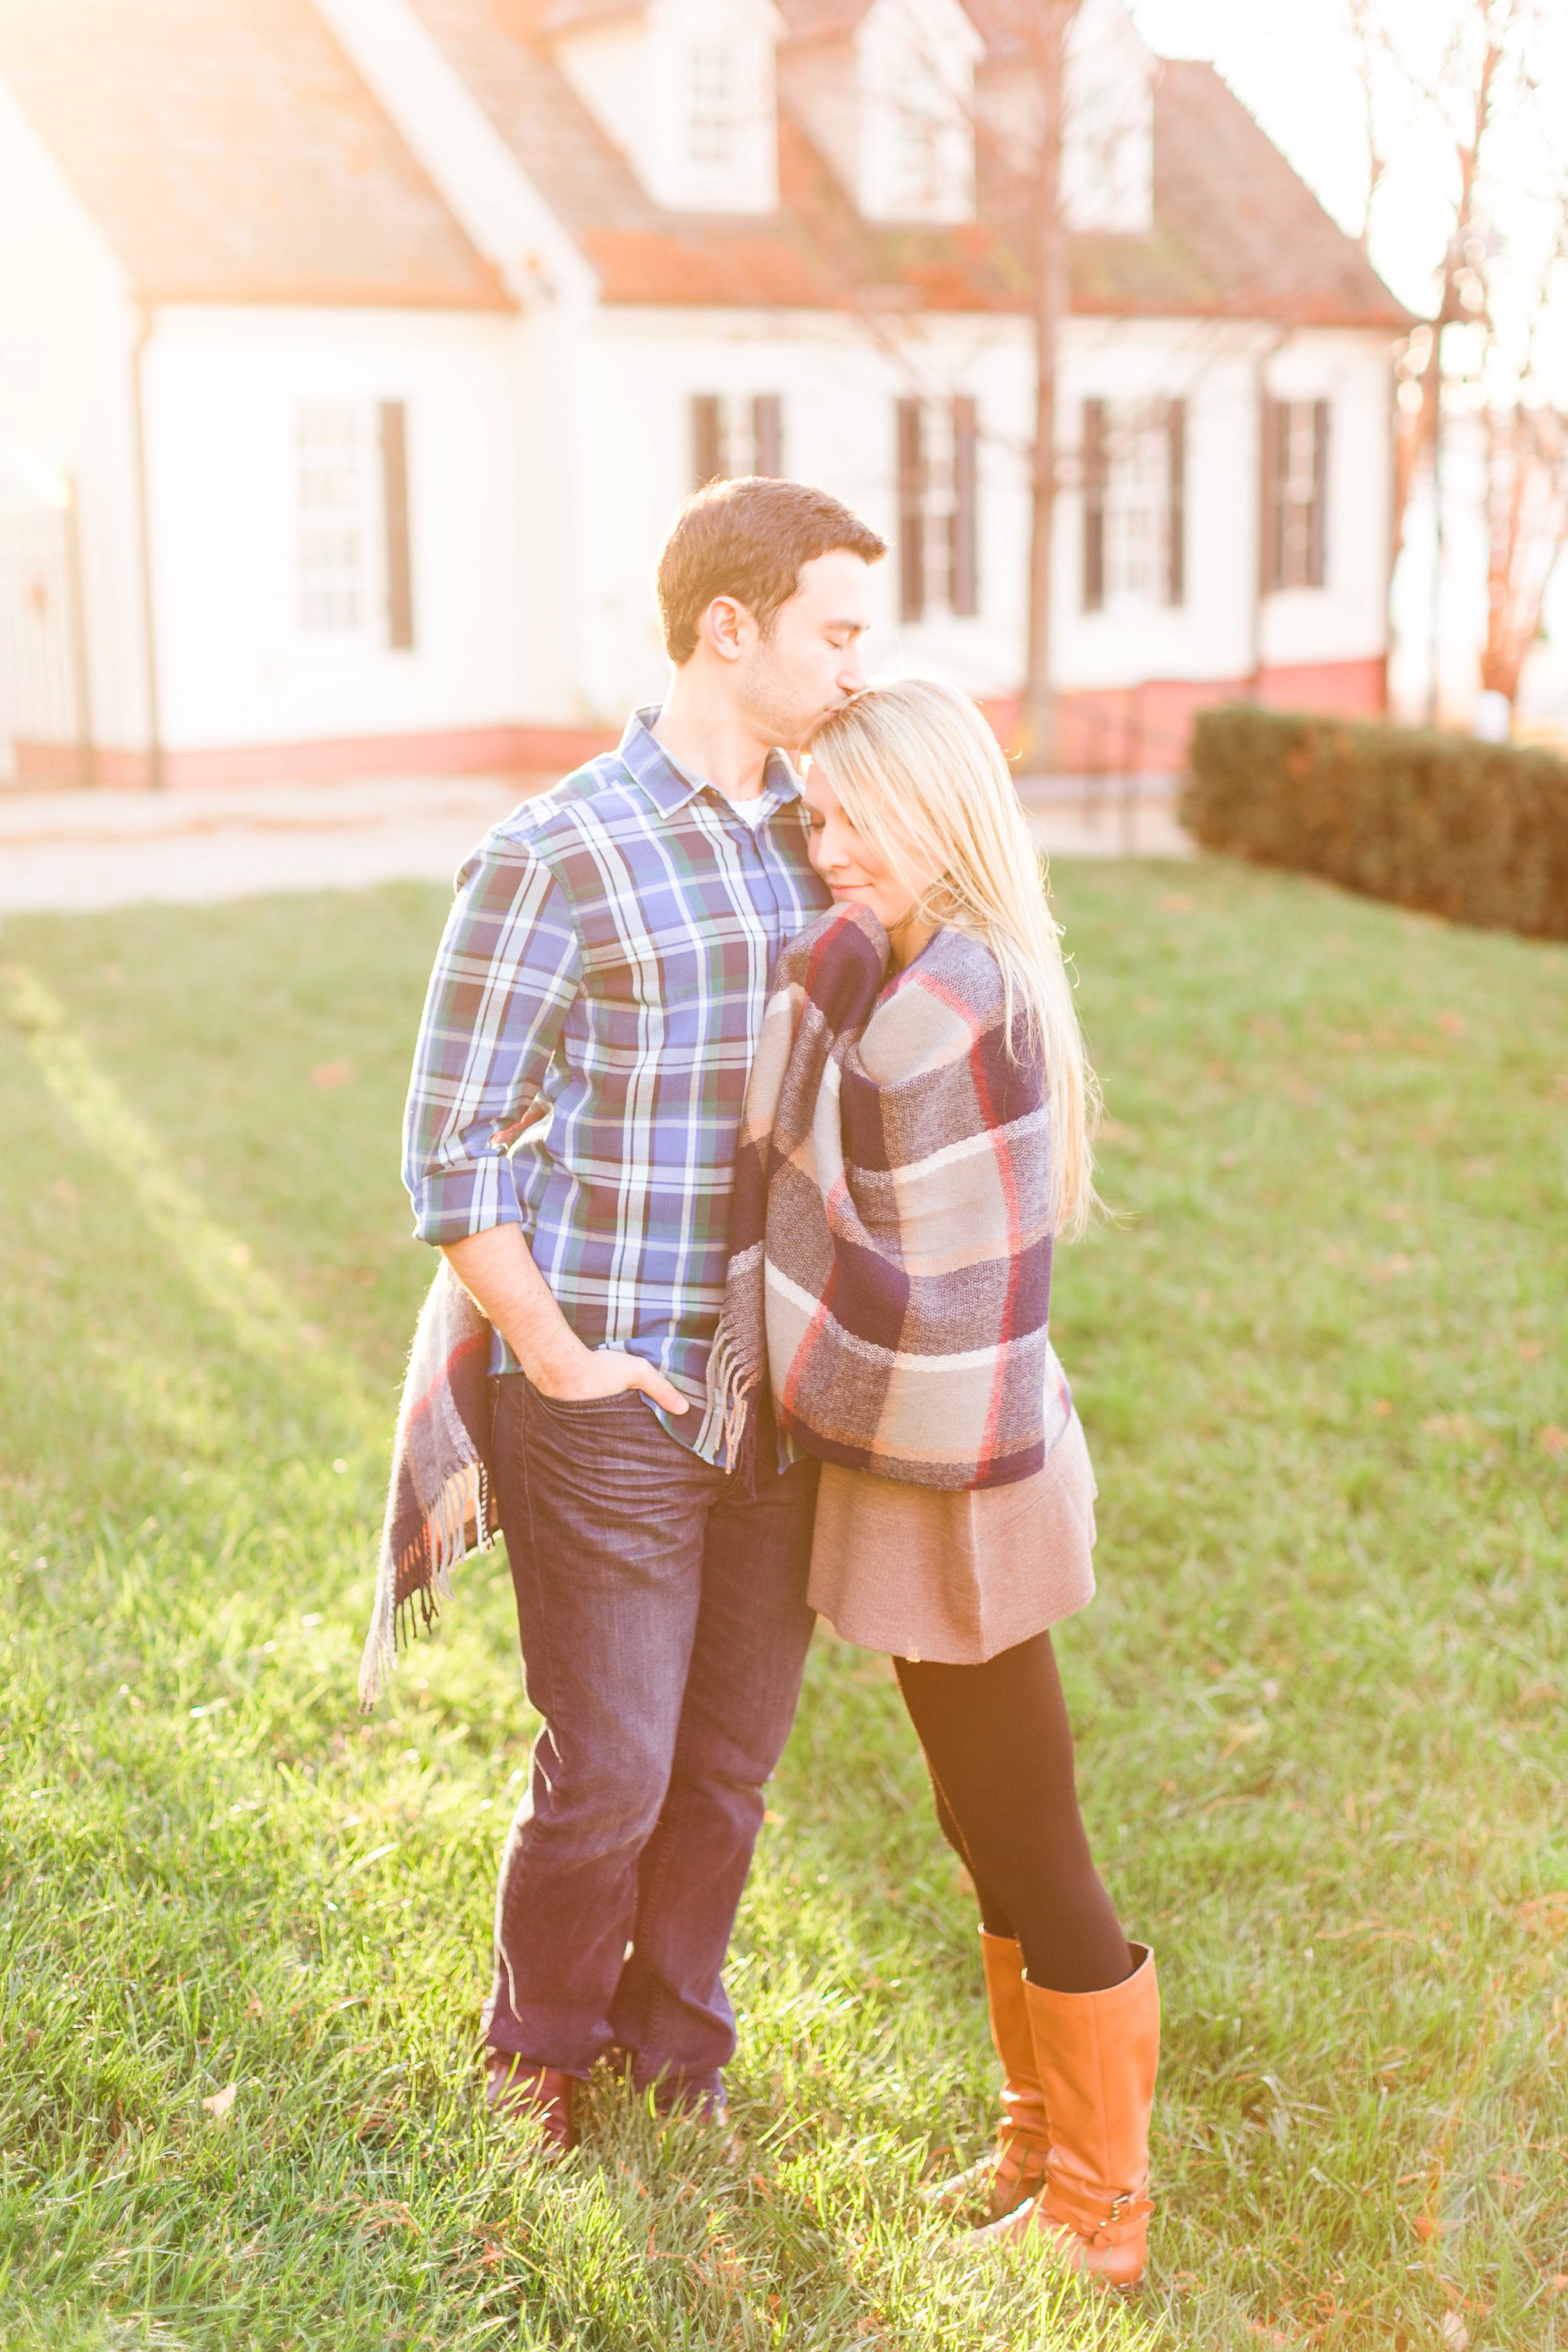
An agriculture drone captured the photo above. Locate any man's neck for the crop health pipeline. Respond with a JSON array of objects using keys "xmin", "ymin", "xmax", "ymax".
[{"xmin": 650, "ymin": 675, "xmax": 778, "ymax": 806}]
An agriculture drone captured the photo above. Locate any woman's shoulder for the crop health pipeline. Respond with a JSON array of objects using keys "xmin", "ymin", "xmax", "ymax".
[
  {"xmin": 859, "ymin": 928, "xmax": 1007, "ymax": 1085},
  {"xmin": 887, "ymin": 926, "xmax": 1009, "ymax": 1031},
  {"xmin": 862, "ymin": 932, "xmax": 1045, "ymax": 1114}
]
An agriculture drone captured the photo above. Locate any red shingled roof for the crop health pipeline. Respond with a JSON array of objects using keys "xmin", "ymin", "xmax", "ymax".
[
  {"xmin": 412, "ymin": 0, "xmax": 1409, "ymax": 328},
  {"xmin": 0, "ymin": 0, "xmax": 508, "ymax": 307}
]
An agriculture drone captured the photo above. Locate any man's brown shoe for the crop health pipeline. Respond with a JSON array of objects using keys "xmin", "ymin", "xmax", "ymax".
[{"xmin": 485, "ymin": 2054, "xmax": 577, "ymax": 2154}]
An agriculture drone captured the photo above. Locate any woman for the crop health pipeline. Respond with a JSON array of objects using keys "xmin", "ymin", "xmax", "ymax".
[{"xmin": 710, "ymin": 677, "xmax": 1158, "ymax": 2291}]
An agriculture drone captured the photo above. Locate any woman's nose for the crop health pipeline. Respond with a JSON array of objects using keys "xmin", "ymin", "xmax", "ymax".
[{"xmin": 811, "ymin": 822, "xmax": 846, "ymax": 875}]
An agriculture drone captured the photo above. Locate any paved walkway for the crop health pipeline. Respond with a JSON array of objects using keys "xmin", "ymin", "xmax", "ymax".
[{"xmin": 0, "ymin": 770, "xmax": 1191, "ymax": 914}]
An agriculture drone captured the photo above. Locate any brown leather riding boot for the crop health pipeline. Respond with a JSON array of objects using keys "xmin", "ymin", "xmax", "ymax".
[
  {"xmin": 923, "ymin": 1931, "xmax": 1051, "ymax": 2222},
  {"xmin": 485, "ymin": 2053, "xmax": 578, "ymax": 2155},
  {"xmin": 971, "ymin": 1944, "xmax": 1158, "ymax": 2291}
]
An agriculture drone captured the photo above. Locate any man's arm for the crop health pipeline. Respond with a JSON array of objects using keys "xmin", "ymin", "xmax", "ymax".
[
  {"xmin": 404, "ymin": 829, "xmax": 686, "ymax": 1414},
  {"xmin": 441, "ymin": 1225, "xmax": 686, "ymax": 1413}
]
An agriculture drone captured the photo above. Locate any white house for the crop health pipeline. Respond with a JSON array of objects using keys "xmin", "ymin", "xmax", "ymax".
[{"xmin": 0, "ymin": 0, "xmax": 1409, "ymax": 789}]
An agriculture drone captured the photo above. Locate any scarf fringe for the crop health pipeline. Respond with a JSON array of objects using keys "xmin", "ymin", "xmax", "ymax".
[
  {"xmin": 357, "ymin": 1455, "xmax": 493, "ymax": 1712},
  {"xmin": 707, "ymin": 1321, "xmax": 762, "ymax": 1499}
]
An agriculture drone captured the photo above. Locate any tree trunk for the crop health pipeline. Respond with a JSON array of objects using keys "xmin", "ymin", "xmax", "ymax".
[
  {"xmin": 1481, "ymin": 403, "xmax": 1568, "ymax": 703},
  {"xmin": 1018, "ymin": 3, "xmax": 1074, "ymax": 773}
]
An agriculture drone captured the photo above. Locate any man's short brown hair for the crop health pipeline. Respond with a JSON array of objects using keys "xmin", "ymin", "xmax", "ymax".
[{"xmin": 657, "ymin": 477, "xmax": 887, "ymax": 665}]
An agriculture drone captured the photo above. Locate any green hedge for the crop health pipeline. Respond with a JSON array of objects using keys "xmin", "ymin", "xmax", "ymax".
[{"xmin": 1183, "ymin": 704, "xmax": 1568, "ymax": 940}]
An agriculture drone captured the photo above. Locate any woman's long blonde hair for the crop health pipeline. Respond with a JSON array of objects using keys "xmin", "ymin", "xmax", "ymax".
[{"xmin": 805, "ymin": 675, "xmax": 1098, "ymax": 1240}]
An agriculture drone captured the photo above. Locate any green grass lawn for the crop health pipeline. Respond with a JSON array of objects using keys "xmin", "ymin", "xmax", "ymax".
[{"xmin": 2, "ymin": 857, "xmax": 1564, "ymax": 2352}]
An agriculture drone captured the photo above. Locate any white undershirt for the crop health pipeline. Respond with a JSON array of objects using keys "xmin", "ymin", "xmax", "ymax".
[{"xmin": 726, "ymin": 793, "xmax": 770, "ymax": 828}]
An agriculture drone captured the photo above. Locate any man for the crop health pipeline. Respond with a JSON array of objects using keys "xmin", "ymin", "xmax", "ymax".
[{"xmin": 403, "ymin": 476, "xmax": 887, "ymax": 2147}]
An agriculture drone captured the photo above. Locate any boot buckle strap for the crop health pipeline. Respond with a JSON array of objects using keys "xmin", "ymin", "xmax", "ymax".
[
  {"xmin": 1043, "ymin": 2181, "xmax": 1153, "ymax": 2244},
  {"xmin": 1088, "ymin": 2190, "xmax": 1155, "ymax": 2246}
]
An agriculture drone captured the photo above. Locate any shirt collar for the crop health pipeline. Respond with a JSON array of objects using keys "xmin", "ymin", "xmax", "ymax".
[{"xmin": 620, "ymin": 707, "xmax": 802, "ymax": 816}]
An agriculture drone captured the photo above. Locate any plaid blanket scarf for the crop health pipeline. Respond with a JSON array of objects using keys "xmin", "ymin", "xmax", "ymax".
[
  {"xmin": 709, "ymin": 903, "xmax": 1055, "ymax": 1492},
  {"xmin": 358, "ymin": 1256, "xmax": 498, "ymax": 1707}
]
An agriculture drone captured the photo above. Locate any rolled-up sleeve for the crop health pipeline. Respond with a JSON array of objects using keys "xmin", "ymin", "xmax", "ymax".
[{"xmin": 401, "ymin": 829, "xmax": 582, "ymax": 1244}]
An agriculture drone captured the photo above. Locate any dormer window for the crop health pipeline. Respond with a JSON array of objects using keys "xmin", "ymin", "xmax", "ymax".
[
  {"xmin": 1062, "ymin": 0, "xmax": 1154, "ymax": 234},
  {"xmin": 549, "ymin": 0, "xmax": 781, "ymax": 217},
  {"xmin": 688, "ymin": 39, "xmax": 743, "ymax": 173},
  {"xmin": 887, "ymin": 51, "xmax": 950, "ymax": 215},
  {"xmin": 858, "ymin": 0, "xmax": 980, "ymax": 226}
]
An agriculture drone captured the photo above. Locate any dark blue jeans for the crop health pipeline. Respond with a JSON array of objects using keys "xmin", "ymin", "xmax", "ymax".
[{"xmin": 482, "ymin": 1374, "xmax": 818, "ymax": 2099}]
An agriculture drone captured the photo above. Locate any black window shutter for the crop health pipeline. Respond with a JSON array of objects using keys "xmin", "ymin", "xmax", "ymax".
[
  {"xmin": 1259, "ymin": 396, "xmax": 1282, "ymax": 594},
  {"xmin": 1308, "ymin": 397, "xmax": 1329, "ymax": 587},
  {"xmin": 1165, "ymin": 397, "xmax": 1186, "ymax": 607},
  {"xmin": 753, "ymin": 393, "xmax": 783, "ymax": 479},
  {"xmin": 949, "ymin": 394, "xmax": 978, "ymax": 616},
  {"xmin": 897, "ymin": 397, "xmax": 925, "ymax": 622},
  {"xmin": 1081, "ymin": 397, "xmax": 1106, "ymax": 612},
  {"xmin": 693, "ymin": 394, "xmax": 724, "ymax": 488},
  {"xmin": 380, "ymin": 400, "xmax": 415, "ymax": 652}
]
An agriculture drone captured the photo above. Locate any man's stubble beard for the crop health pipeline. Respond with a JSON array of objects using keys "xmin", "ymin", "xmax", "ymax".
[{"xmin": 737, "ymin": 642, "xmax": 843, "ymax": 756}]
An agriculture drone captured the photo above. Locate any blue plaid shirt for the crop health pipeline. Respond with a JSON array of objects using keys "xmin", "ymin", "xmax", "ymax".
[{"xmin": 402, "ymin": 710, "xmax": 831, "ymax": 1461}]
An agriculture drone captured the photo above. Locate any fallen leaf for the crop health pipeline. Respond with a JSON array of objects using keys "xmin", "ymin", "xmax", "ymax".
[
  {"xmin": 1518, "ymin": 1339, "xmax": 1544, "ymax": 1361},
  {"xmin": 1441, "ymin": 2314, "xmax": 1468, "ymax": 2350},
  {"xmin": 202, "ymin": 2081, "xmax": 238, "ymax": 2120},
  {"xmin": 1537, "ymin": 1426, "xmax": 1567, "ymax": 1457},
  {"xmin": 1517, "ymin": 1892, "xmax": 1568, "ymax": 1936},
  {"xmin": 1371, "ymin": 1399, "xmax": 1393, "ymax": 1418},
  {"xmin": 1158, "ymin": 891, "xmax": 1194, "ymax": 913},
  {"xmin": 356, "ymin": 2199, "xmax": 416, "ymax": 2233},
  {"xmin": 311, "ymin": 1060, "xmax": 351, "ymax": 1089},
  {"xmin": 1219, "ymin": 1722, "xmax": 1264, "ymax": 1758},
  {"xmin": 1437, "ymin": 1011, "xmax": 1467, "ymax": 1037}
]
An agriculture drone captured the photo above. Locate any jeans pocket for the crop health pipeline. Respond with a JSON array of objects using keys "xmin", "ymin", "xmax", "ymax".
[{"xmin": 525, "ymin": 1380, "xmax": 648, "ymax": 1416}]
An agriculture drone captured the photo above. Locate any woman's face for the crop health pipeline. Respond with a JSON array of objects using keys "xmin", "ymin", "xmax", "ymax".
[{"xmin": 802, "ymin": 765, "xmax": 941, "ymax": 936}]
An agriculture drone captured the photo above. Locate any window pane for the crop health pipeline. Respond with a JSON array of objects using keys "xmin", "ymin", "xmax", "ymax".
[
  {"xmin": 297, "ymin": 403, "xmax": 371, "ymax": 635},
  {"xmin": 1100, "ymin": 399, "xmax": 1171, "ymax": 607},
  {"xmin": 689, "ymin": 41, "xmax": 738, "ymax": 170}
]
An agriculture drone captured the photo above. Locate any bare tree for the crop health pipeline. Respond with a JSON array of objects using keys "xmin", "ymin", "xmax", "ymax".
[
  {"xmin": 1476, "ymin": 179, "xmax": 1568, "ymax": 703},
  {"xmin": 1481, "ymin": 403, "xmax": 1568, "ymax": 700},
  {"xmin": 958, "ymin": 0, "xmax": 1086, "ymax": 770}
]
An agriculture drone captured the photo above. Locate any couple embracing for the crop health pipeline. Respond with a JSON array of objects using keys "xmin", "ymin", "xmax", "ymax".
[{"xmin": 384, "ymin": 477, "xmax": 1158, "ymax": 2290}]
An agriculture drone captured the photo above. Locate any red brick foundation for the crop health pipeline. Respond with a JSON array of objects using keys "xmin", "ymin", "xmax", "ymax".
[
  {"xmin": 983, "ymin": 656, "xmax": 1389, "ymax": 770},
  {"xmin": 12, "ymin": 659, "xmax": 1387, "ymax": 792}
]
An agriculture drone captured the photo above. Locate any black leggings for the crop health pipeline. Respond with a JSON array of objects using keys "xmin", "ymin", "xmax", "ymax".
[{"xmin": 895, "ymin": 1630, "xmax": 1131, "ymax": 1995}]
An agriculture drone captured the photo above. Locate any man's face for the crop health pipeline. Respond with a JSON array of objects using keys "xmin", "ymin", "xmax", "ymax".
[{"xmin": 732, "ymin": 549, "xmax": 874, "ymax": 750}]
